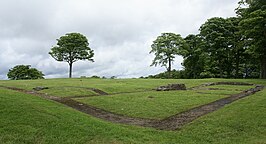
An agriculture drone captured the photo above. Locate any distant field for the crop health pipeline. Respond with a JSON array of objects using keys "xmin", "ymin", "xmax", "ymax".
[
  {"xmin": 0, "ymin": 78, "xmax": 264, "ymax": 97},
  {"xmin": 0, "ymin": 78, "xmax": 265, "ymax": 143}
]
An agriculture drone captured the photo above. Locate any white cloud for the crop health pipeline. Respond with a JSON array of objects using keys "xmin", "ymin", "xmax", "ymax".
[{"xmin": 0, "ymin": 0, "xmax": 239, "ymax": 79}]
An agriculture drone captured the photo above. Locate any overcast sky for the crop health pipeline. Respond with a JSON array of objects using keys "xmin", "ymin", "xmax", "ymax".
[{"xmin": 0, "ymin": 0, "xmax": 239, "ymax": 79}]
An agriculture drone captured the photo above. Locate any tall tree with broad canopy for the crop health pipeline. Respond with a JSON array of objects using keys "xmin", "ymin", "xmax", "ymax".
[
  {"xmin": 237, "ymin": 0, "xmax": 266, "ymax": 78},
  {"xmin": 200, "ymin": 17, "xmax": 235, "ymax": 78},
  {"xmin": 150, "ymin": 33, "xmax": 186, "ymax": 78},
  {"xmin": 49, "ymin": 33, "xmax": 94, "ymax": 78},
  {"xmin": 7, "ymin": 65, "xmax": 44, "ymax": 80},
  {"xmin": 182, "ymin": 34, "xmax": 207, "ymax": 78}
]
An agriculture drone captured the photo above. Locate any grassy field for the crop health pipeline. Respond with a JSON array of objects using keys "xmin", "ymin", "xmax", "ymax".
[
  {"xmin": 206, "ymin": 85, "xmax": 255, "ymax": 91},
  {"xmin": 0, "ymin": 78, "xmax": 265, "ymax": 143},
  {"xmin": 0, "ymin": 78, "xmax": 264, "ymax": 97},
  {"xmin": 75, "ymin": 90, "xmax": 237, "ymax": 119}
]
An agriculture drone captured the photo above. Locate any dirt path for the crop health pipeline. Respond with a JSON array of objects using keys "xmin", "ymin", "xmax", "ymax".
[
  {"xmin": 86, "ymin": 87, "xmax": 108, "ymax": 95},
  {"xmin": 68, "ymin": 90, "xmax": 155, "ymax": 98},
  {"xmin": 54, "ymin": 98, "xmax": 156, "ymax": 126},
  {"xmin": 189, "ymin": 81, "xmax": 254, "ymax": 90},
  {"xmin": 151, "ymin": 85, "xmax": 264, "ymax": 130},
  {"xmin": 56, "ymin": 86, "xmax": 109, "ymax": 96},
  {"xmin": 0, "ymin": 82, "xmax": 264, "ymax": 131}
]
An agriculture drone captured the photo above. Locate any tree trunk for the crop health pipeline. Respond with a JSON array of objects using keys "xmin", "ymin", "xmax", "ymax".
[
  {"xmin": 260, "ymin": 55, "xmax": 266, "ymax": 79},
  {"xmin": 69, "ymin": 62, "xmax": 73, "ymax": 78},
  {"xmin": 168, "ymin": 58, "xmax": 171, "ymax": 79}
]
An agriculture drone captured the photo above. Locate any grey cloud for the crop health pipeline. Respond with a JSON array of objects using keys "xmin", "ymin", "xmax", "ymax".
[{"xmin": 0, "ymin": 0, "xmax": 239, "ymax": 79}]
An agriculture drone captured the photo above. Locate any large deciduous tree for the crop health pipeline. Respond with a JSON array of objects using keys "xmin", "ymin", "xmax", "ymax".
[
  {"xmin": 49, "ymin": 33, "xmax": 94, "ymax": 78},
  {"xmin": 200, "ymin": 17, "xmax": 235, "ymax": 78},
  {"xmin": 237, "ymin": 0, "xmax": 266, "ymax": 78},
  {"xmin": 182, "ymin": 34, "xmax": 207, "ymax": 78},
  {"xmin": 150, "ymin": 33, "xmax": 186, "ymax": 78},
  {"xmin": 7, "ymin": 65, "xmax": 44, "ymax": 80}
]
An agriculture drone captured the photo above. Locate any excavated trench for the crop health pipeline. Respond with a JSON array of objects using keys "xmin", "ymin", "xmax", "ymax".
[{"xmin": 0, "ymin": 82, "xmax": 264, "ymax": 131}]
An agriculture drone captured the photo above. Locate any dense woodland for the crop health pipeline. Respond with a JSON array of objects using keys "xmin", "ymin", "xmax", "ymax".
[{"xmin": 149, "ymin": 0, "xmax": 266, "ymax": 79}]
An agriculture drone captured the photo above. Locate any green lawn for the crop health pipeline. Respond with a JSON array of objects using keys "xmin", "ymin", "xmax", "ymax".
[
  {"xmin": 75, "ymin": 90, "xmax": 234, "ymax": 119},
  {"xmin": 1, "ymin": 78, "xmax": 183, "ymax": 97},
  {"xmin": 178, "ymin": 88, "xmax": 266, "ymax": 144},
  {"xmin": 0, "ymin": 78, "xmax": 264, "ymax": 97},
  {"xmin": 0, "ymin": 78, "xmax": 265, "ymax": 143},
  {"xmin": 205, "ymin": 85, "xmax": 255, "ymax": 91},
  {"xmin": 40, "ymin": 87, "xmax": 96, "ymax": 97}
]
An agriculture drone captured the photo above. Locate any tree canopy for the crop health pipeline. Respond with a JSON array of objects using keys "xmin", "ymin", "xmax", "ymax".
[
  {"xmin": 49, "ymin": 33, "xmax": 94, "ymax": 78},
  {"xmin": 149, "ymin": 0, "xmax": 265, "ymax": 79},
  {"xmin": 7, "ymin": 65, "xmax": 44, "ymax": 80},
  {"xmin": 4, "ymin": 0, "xmax": 263, "ymax": 80},
  {"xmin": 237, "ymin": 0, "xmax": 266, "ymax": 78},
  {"xmin": 182, "ymin": 34, "xmax": 206, "ymax": 78},
  {"xmin": 200, "ymin": 17, "xmax": 236, "ymax": 78},
  {"xmin": 150, "ymin": 33, "xmax": 186, "ymax": 78}
]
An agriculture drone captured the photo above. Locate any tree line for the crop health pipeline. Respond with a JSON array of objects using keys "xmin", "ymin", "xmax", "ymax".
[
  {"xmin": 7, "ymin": 0, "xmax": 265, "ymax": 80},
  {"xmin": 150, "ymin": 0, "xmax": 266, "ymax": 79}
]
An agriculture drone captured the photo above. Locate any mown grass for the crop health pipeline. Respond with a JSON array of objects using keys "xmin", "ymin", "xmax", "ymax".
[
  {"xmin": 0, "ymin": 78, "xmax": 264, "ymax": 97},
  {"xmin": 177, "ymin": 88, "xmax": 266, "ymax": 143},
  {"xmin": 0, "ymin": 78, "xmax": 181, "ymax": 97},
  {"xmin": 41, "ymin": 87, "xmax": 96, "ymax": 97},
  {"xmin": 206, "ymin": 85, "xmax": 255, "ymax": 91},
  {"xmin": 0, "ymin": 82, "xmax": 265, "ymax": 144},
  {"xmin": 75, "ymin": 90, "xmax": 235, "ymax": 119},
  {"xmin": 0, "ymin": 88, "xmax": 164, "ymax": 144}
]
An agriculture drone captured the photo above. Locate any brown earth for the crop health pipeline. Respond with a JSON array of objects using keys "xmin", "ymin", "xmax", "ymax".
[
  {"xmin": 53, "ymin": 86, "xmax": 109, "ymax": 96},
  {"xmin": 0, "ymin": 82, "xmax": 264, "ymax": 131}
]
